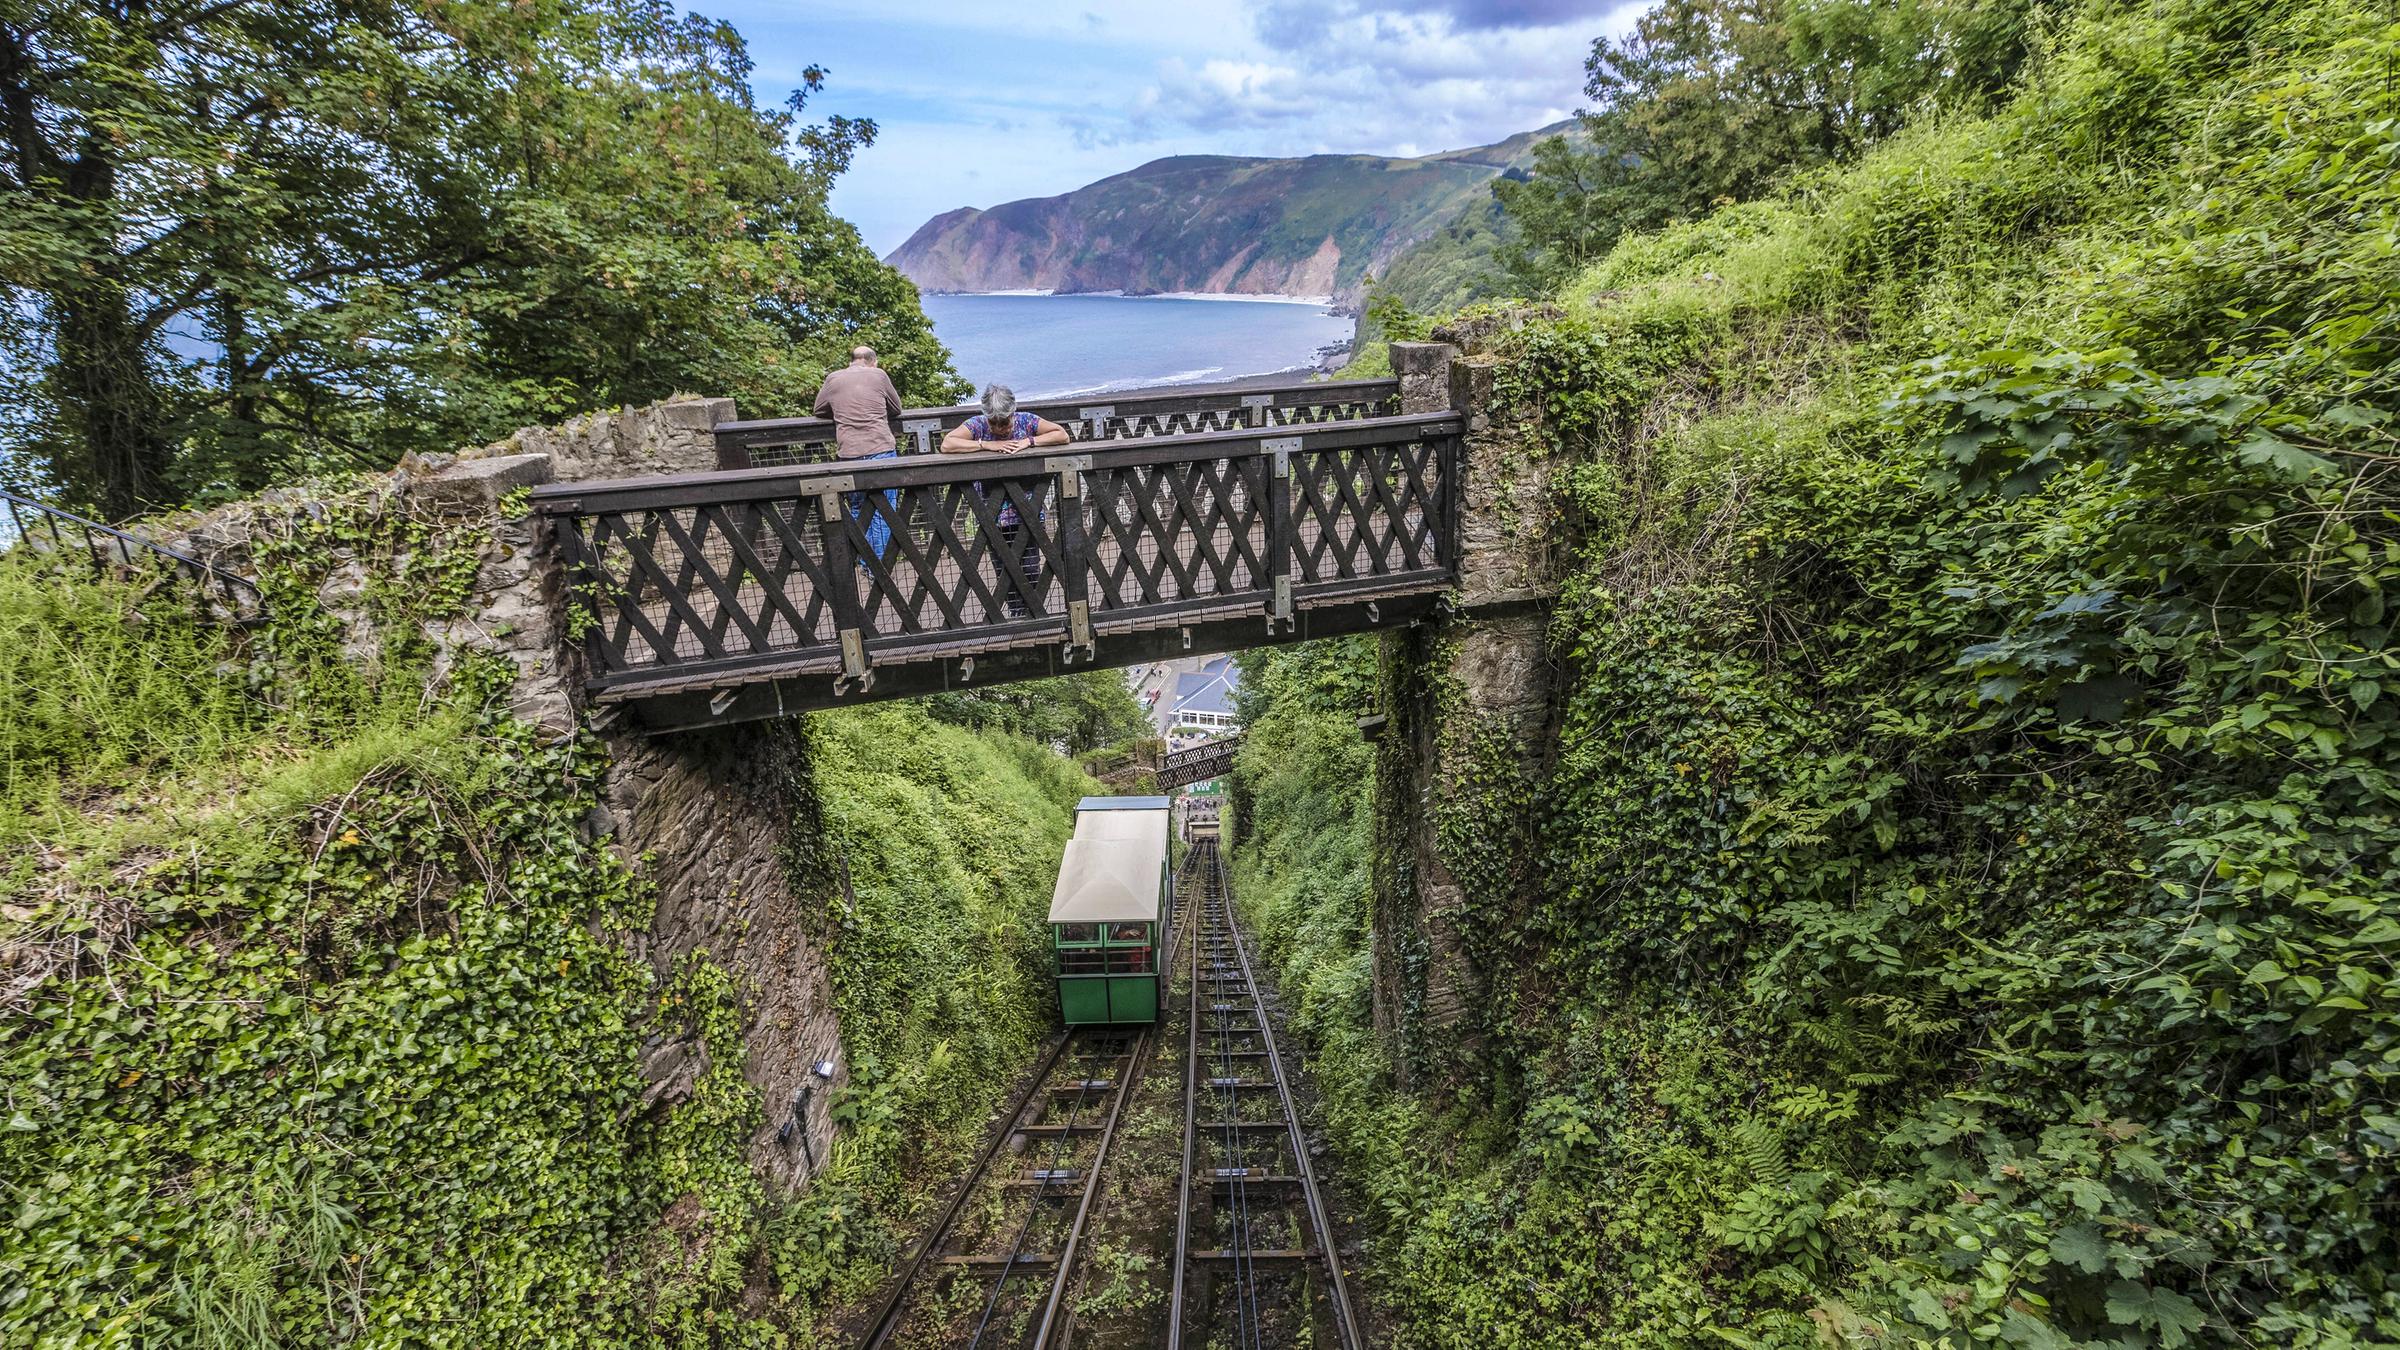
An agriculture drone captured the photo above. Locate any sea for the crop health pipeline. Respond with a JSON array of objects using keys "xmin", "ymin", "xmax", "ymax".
[{"xmin": 920, "ymin": 293, "xmax": 1355, "ymax": 400}]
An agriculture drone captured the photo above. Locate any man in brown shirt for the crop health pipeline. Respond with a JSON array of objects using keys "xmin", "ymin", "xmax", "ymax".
[
  {"xmin": 812, "ymin": 346, "xmax": 906, "ymax": 561},
  {"xmin": 811, "ymin": 346, "xmax": 904, "ymax": 461}
]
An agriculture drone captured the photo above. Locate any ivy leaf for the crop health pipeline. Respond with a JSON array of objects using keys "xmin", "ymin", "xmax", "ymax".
[
  {"xmin": 2049, "ymin": 1221, "xmax": 2109, "ymax": 1274},
  {"xmin": 1999, "ymin": 1307, "xmax": 2074, "ymax": 1350},
  {"xmin": 2035, "ymin": 590, "xmax": 2117, "ymax": 620},
  {"xmin": 2060, "ymin": 1176, "xmax": 2115, "ymax": 1214},
  {"xmin": 2234, "ymin": 433, "xmax": 2333, "ymax": 480},
  {"xmin": 2105, "ymin": 1281, "xmax": 2207, "ymax": 1346}
]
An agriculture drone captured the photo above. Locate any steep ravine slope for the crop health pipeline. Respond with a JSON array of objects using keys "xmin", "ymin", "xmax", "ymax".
[
  {"xmin": 887, "ymin": 125, "xmax": 1565, "ymax": 306},
  {"xmin": 1234, "ymin": 1, "xmax": 2400, "ymax": 1344},
  {"xmin": 0, "ymin": 448, "xmax": 1091, "ymax": 1345}
]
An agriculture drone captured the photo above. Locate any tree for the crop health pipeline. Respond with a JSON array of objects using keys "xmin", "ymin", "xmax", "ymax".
[
  {"xmin": 1496, "ymin": 0, "xmax": 2045, "ymax": 292},
  {"xmin": 921, "ymin": 672, "xmax": 1152, "ymax": 755},
  {"xmin": 0, "ymin": 0, "xmax": 962, "ymax": 518},
  {"xmin": 1491, "ymin": 136, "xmax": 1649, "ymax": 295}
]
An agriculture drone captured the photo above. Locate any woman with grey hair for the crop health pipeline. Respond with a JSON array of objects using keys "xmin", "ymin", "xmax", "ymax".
[
  {"xmin": 938, "ymin": 384, "xmax": 1071, "ymax": 455},
  {"xmin": 940, "ymin": 385, "xmax": 1072, "ymax": 618}
]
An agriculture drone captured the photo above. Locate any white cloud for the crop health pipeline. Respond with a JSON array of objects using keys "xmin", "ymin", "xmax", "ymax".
[{"xmin": 748, "ymin": 0, "xmax": 1647, "ymax": 252}]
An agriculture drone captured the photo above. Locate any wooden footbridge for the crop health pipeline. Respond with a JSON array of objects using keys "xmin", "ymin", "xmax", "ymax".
[
  {"xmin": 533, "ymin": 378, "xmax": 1460, "ymax": 731},
  {"xmin": 1157, "ymin": 737, "xmax": 1240, "ymax": 791}
]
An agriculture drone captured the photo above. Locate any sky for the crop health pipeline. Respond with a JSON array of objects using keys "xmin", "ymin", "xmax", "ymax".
[{"xmin": 707, "ymin": 0, "xmax": 1648, "ymax": 256}]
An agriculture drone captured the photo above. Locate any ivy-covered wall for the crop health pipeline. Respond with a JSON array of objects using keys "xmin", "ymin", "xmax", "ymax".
[
  {"xmin": 2, "ymin": 456, "xmax": 1090, "ymax": 1343},
  {"xmin": 1237, "ymin": 1, "xmax": 2400, "ymax": 1345}
]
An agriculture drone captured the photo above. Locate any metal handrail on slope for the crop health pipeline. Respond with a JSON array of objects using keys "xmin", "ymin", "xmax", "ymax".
[{"xmin": 1, "ymin": 488, "xmax": 261, "ymax": 607}]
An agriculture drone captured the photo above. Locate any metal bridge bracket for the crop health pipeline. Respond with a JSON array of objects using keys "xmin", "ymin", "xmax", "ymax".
[
  {"xmin": 838, "ymin": 628, "xmax": 869, "ymax": 681},
  {"xmin": 959, "ymin": 655, "xmax": 976, "ymax": 682},
  {"xmin": 1047, "ymin": 453, "xmax": 1092, "ymax": 497},
  {"xmin": 1263, "ymin": 436, "xmax": 1300, "ymax": 477},
  {"xmin": 1067, "ymin": 599, "xmax": 1095, "ymax": 655},
  {"xmin": 1269, "ymin": 577, "xmax": 1294, "ymax": 633}
]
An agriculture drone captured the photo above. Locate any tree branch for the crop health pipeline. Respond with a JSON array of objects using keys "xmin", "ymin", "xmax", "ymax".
[{"xmin": 0, "ymin": 22, "xmax": 63, "ymax": 189}]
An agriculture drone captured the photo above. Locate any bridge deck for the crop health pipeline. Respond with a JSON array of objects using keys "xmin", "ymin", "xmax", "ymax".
[{"xmin": 534, "ymin": 410, "xmax": 1460, "ymax": 731}]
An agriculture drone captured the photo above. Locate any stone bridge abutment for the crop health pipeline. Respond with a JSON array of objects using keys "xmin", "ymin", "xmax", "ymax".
[{"xmin": 1370, "ymin": 340, "xmax": 1563, "ymax": 1092}]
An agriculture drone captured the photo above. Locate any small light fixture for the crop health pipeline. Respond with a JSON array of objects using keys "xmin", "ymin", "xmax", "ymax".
[{"xmin": 786, "ymin": 1055, "xmax": 837, "ymax": 1168}]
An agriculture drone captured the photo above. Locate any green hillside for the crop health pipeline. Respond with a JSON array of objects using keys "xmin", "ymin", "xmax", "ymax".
[
  {"xmin": 1237, "ymin": 0, "xmax": 2400, "ymax": 1343},
  {"xmin": 0, "ymin": 505, "xmax": 1098, "ymax": 1344}
]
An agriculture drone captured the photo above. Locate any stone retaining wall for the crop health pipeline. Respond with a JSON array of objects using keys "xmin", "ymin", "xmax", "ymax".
[{"xmin": 159, "ymin": 394, "xmax": 848, "ymax": 1192}]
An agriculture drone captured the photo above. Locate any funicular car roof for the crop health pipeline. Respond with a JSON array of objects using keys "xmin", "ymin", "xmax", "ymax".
[{"xmin": 1049, "ymin": 798, "xmax": 1170, "ymax": 924}]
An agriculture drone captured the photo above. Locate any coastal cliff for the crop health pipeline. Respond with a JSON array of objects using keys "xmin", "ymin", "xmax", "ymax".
[{"xmin": 887, "ymin": 125, "xmax": 1566, "ymax": 307}]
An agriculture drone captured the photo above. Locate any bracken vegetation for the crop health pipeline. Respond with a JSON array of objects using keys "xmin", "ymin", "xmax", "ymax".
[{"xmin": 1239, "ymin": 0, "xmax": 2400, "ymax": 1344}]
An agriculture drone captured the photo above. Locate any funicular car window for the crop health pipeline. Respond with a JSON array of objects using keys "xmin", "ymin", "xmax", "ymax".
[
  {"xmin": 1107, "ymin": 922, "xmax": 1149, "ymax": 944},
  {"xmin": 1058, "ymin": 923, "xmax": 1101, "ymax": 945},
  {"xmin": 1059, "ymin": 948, "xmax": 1108, "ymax": 974},
  {"xmin": 1106, "ymin": 947, "xmax": 1152, "ymax": 974}
]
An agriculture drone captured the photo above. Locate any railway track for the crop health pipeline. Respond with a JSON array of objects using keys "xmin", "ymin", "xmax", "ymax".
[
  {"xmin": 859, "ymin": 1027, "xmax": 1153, "ymax": 1349},
  {"xmin": 860, "ymin": 852, "xmax": 1198, "ymax": 1350},
  {"xmin": 858, "ymin": 837, "xmax": 1360, "ymax": 1348},
  {"xmin": 1168, "ymin": 838, "xmax": 1363, "ymax": 1350}
]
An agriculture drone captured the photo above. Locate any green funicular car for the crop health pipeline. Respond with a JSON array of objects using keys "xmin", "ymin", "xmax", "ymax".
[{"xmin": 1050, "ymin": 796, "xmax": 1171, "ymax": 1026}]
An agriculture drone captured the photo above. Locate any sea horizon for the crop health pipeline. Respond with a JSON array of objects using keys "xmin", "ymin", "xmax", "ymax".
[
  {"xmin": 921, "ymin": 292, "xmax": 1356, "ymax": 400},
  {"xmin": 926, "ymin": 287, "xmax": 1339, "ymax": 307}
]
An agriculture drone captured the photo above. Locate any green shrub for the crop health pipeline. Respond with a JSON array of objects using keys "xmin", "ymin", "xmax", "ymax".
[{"xmin": 1242, "ymin": 0, "xmax": 2400, "ymax": 1343}]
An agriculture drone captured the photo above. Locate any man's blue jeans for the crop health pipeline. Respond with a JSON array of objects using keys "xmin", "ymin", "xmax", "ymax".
[{"xmin": 846, "ymin": 449, "xmax": 899, "ymax": 565}]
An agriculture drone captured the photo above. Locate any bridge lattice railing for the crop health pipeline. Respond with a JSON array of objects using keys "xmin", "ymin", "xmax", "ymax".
[
  {"xmin": 1158, "ymin": 737, "xmax": 1240, "ymax": 791},
  {"xmin": 713, "ymin": 376, "xmax": 1401, "ymax": 469},
  {"xmin": 535, "ymin": 412, "xmax": 1459, "ymax": 702}
]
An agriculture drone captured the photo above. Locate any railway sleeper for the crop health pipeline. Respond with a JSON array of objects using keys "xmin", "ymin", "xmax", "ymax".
[
  {"xmin": 930, "ymin": 1252, "xmax": 1062, "ymax": 1270},
  {"xmin": 1186, "ymin": 1248, "xmax": 1314, "ymax": 1265}
]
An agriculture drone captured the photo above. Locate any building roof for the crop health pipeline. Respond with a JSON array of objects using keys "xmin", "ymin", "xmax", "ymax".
[{"xmin": 1171, "ymin": 669, "xmax": 1238, "ymax": 718}]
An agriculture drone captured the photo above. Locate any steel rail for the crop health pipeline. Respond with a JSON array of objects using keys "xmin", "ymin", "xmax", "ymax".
[
  {"xmin": 971, "ymin": 1038, "xmax": 1120, "ymax": 1349},
  {"xmin": 1025, "ymin": 1031, "xmax": 1145, "ymax": 1347},
  {"xmin": 1027, "ymin": 856, "xmax": 1197, "ymax": 1348},
  {"xmin": 858, "ymin": 1034, "xmax": 1075, "ymax": 1350},
  {"xmin": 1167, "ymin": 848, "xmax": 1203, "ymax": 1344},
  {"xmin": 1221, "ymin": 842, "xmax": 1364, "ymax": 1350},
  {"xmin": 859, "ymin": 851, "xmax": 1194, "ymax": 1350}
]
